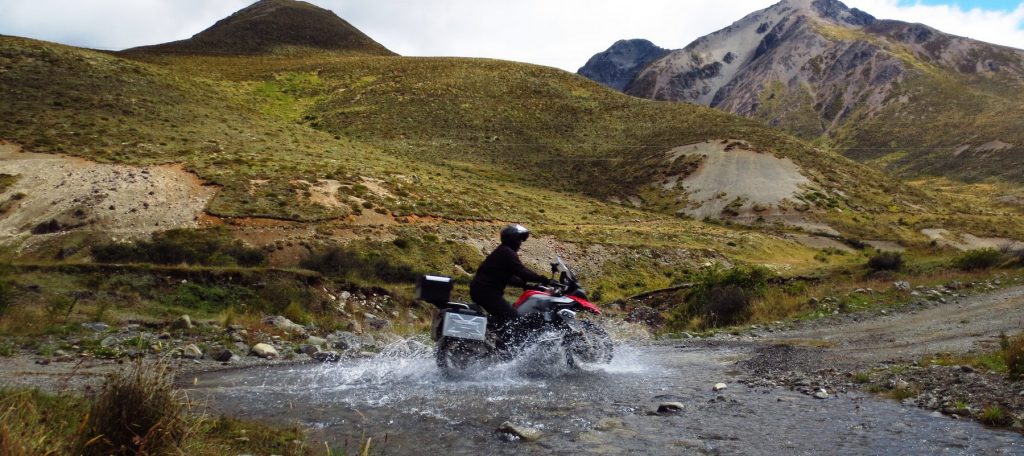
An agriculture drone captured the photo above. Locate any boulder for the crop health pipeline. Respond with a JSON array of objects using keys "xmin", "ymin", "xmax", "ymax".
[
  {"xmin": 306, "ymin": 336, "xmax": 327, "ymax": 347},
  {"xmin": 497, "ymin": 421, "xmax": 543, "ymax": 442},
  {"xmin": 893, "ymin": 281, "xmax": 911, "ymax": 291},
  {"xmin": 813, "ymin": 389, "xmax": 830, "ymax": 399},
  {"xmin": 251, "ymin": 343, "xmax": 278, "ymax": 359},
  {"xmin": 713, "ymin": 383, "xmax": 728, "ymax": 392},
  {"xmin": 298, "ymin": 344, "xmax": 320, "ymax": 356}
]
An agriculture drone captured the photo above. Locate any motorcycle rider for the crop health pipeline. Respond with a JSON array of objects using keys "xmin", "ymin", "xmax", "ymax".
[{"xmin": 470, "ymin": 224, "xmax": 552, "ymax": 331}]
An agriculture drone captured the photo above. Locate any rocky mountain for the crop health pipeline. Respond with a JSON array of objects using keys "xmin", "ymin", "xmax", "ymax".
[
  {"xmin": 124, "ymin": 0, "xmax": 394, "ymax": 55},
  {"xmin": 583, "ymin": 0, "xmax": 1024, "ymax": 182},
  {"xmin": 577, "ymin": 39, "xmax": 670, "ymax": 91}
]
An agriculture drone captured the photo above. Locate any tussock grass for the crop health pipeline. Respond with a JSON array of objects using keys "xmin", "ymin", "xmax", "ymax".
[{"xmin": 75, "ymin": 360, "xmax": 189, "ymax": 455}]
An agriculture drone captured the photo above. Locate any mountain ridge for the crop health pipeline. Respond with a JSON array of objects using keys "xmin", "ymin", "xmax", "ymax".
[{"xmin": 581, "ymin": 0, "xmax": 1024, "ymax": 183}]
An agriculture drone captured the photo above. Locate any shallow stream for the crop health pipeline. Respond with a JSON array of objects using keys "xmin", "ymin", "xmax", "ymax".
[{"xmin": 188, "ymin": 341, "xmax": 1024, "ymax": 455}]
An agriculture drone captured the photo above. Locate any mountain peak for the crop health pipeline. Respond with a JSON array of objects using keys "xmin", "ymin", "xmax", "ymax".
[
  {"xmin": 125, "ymin": 0, "xmax": 394, "ymax": 56},
  {"xmin": 577, "ymin": 39, "xmax": 670, "ymax": 91}
]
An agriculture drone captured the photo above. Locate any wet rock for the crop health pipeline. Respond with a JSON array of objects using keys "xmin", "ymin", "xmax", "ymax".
[
  {"xmin": 406, "ymin": 340, "xmax": 428, "ymax": 353},
  {"xmin": 171, "ymin": 315, "xmax": 193, "ymax": 330},
  {"xmin": 81, "ymin": 322, "xmax": 110, "ymax": 332},
  {"xmin": 713, "ymin": 383, "xmax": 728, "ymax": 392},
  {"xmin": 332, "ymin": 331, "xmax": 363, "ymax": 352},
  {"xmin": 211, "ymin": 349, "xmax": 233, "ymax": 362},
  {"xmin": 313, "ymin": 351, "xmax": 341, "ymax": 363},
  {"xmin": 593, "ymin": 418, "xmax": 624, "ymax": 431},
  {"xmin": 251, "ymin": 343, "xmax": 278, "ymax": 359},
  {"xmin": 181, "ymin": 344, "xmax": 203, "ymax": 359},
  {"xmin": 813, "ymin": 389, "xmax": 830, "ymax": 399},
  {"xmin": 657, "ymin": 402, "xmax": 685, "ymax": 413},
  {"xmin": 298, "ymin": 344, "xmax": 320, "ymax": 356},
  {"xmin": 264, "ymin": 316, "xmax": 306, "ymax": 335},
  {"xmin": 497, "ymin": 421, "xmax": 543, "ymax": 442}
]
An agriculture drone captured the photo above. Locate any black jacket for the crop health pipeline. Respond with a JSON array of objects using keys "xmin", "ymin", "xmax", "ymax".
[{"xmin": 470, "ymin": 244, "xmax": 547, "ymax": 294}]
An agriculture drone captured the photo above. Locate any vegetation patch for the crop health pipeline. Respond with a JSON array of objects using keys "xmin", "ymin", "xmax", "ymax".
[
  {"xmin": 92, "ymin": 228, "xmax": 266, "ymax": 267},
  {"xmin": 953, "ymin": 248, "xmax": 1006, "ymax": 271}
]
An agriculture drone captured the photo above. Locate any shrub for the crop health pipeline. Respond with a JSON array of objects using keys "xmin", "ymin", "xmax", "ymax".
[
  {"xmin": 0, "ymin": 280, "xmax": 10, "ymax": 317},
  {"xmin": 980, "ymin": 405, "xmax": 1009, "ymax": 426},
  {"xmin": 74, "ymin": 361, "xmax": 189, "ymax": 455},
  {"xmin": 300, "ymin": 245, "xmax": 418, "ymax": 283},
  {"xmin": 1004, "ymin": 333, "xmax": 1024, "ymax": 381},
  {"xmin": 686, "ymin": 265, "xmax": 771, "ymax": 328},
  {"xmin": 953, "ymin": 248, "xmax": 1005, "ymax": 271},
  {"xmin": 867, "ymin": 252, "xmax": 903, "ymax": 271},
  {"xmin": 92, "ymin": 228, "xmax": 266, "ymax": 267}
]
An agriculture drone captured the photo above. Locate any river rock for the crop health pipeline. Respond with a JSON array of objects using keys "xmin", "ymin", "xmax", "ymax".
[
  {"xmin": 893, "ymin": 379, "xmax": 910, "ymax": 391},
  {"xmin": 211, "ymin": 348, "xmax": 233, "ymax": 362},
  {"xmin": 264, "ymin": 316, "xmax": 306, "ymax": 335},
  {"xmin": 306, "ymin": 336, "xmax": 327, "ymax": 347},
  {"xmin": 894, "ymin": 281, "xmax": 911, "ymax": 291},
  {"xmin": 171, "ymin": 315, "xmax": 193, "ymax": 330},
  {"xmin": 593, "ymin": 418, "xmax": 624, "ymax": 431},
  {"xmin": 332, "ymin": 331, "xmax": 363, "ymax": 351},
  {"xmin": 657, "ymin": 402, "xmax": 685, "ymax": 413},
  {"xmin": 313, "ymin": 351, "xmax": 341, "ymax": 363},
  {"xmin": 713, "ymin": 383, "xmax": 728, "ymax": 392},
  {"xmin": 497, "ymin": 422, "xmax": 543, "ymax": 442},
  {"xmin": 298, "ymin": 344, "xmax": 320, "ymax": 356},
  {"xmin": 813, "ymin": 389, "xmax": 830, "ymax": 399},
  {"xmin": 251, "ymin": 343, "xmax": 278, "ymax": 359},
  {"xmin": 181, "ymin": 344, "xmax": 202, "ymax": 359}
]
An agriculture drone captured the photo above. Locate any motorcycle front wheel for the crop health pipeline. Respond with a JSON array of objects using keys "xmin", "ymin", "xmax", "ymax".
[{"xmin": 565, "ymin": 320, "xmax": 614, "ymax": 368}]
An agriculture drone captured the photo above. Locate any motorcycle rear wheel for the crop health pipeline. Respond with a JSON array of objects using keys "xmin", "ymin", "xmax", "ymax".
[{"xmin": 436, "ymin": 337, "xmax": 491, "ymax": 379}]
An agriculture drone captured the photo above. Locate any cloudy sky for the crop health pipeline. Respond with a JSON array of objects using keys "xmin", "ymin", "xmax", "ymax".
[{"xmin": 1, "ymin": 0, "xmax": 1022, "ymax": 72}]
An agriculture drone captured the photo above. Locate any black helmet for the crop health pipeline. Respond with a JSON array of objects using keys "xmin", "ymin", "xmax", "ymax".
[{"xmin": 500, "ymin": 224, "xmax": 530, "ymax": 250}]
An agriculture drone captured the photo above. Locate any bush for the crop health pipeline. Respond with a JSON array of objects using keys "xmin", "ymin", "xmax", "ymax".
[
  {"xmin": 867, "ymin": 252, "xmax": 903, "ymax": 271},
  {"xmin": 0, "ymin": 280, "xmax": 10, "ymax": 317},
  {"xmin": 1004, "ymin": 333, "xmax": 1024, "ymax": 381},
  {"xmin": 92, "ymin": 228, "xmax": 266, "ymax": 267},
  {"xmin": 74, "ymin": 361, "xmax": 189, "ymax": 455},
  {"xmin": 953, "ymin": 248, "xmax": 1005, "ymax": 271},
  {"xmin": 301, "ymin": 245, "xmax": 418, "ymax": 283},
  {"xmin": 686, "ymin": 265, "xmax": 771, "ymax": 328}
]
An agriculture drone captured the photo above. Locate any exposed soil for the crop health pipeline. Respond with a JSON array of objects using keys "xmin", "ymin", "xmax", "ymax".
[{"xmin": 0, "ymin": 141, "xmax": 216, "ymax": 248}]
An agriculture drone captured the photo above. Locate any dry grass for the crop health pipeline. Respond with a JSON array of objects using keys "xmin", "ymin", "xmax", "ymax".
[{"xmin": 75, "ymin": 360, "xmax": 190, "ymax": 455}]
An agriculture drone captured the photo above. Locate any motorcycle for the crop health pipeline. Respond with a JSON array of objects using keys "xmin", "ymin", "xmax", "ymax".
[{"xmin": 416, "ymin": 256, "xmax": 613, "ymax": 378}]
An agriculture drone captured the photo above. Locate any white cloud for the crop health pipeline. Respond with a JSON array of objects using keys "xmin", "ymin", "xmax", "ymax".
[
  {"xmin": 0, "ymin": 0, "xmax": 1021, "ymax": 71},
  {"xmin": 844, "ymin": 1, "xmax": 1024, "ymax": 49}
]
